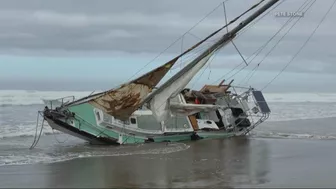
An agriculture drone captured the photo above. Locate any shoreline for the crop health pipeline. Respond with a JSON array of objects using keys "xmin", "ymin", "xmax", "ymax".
[{"xmin": 1, "ymin": 137, "xmax": 336, "ymax": 188}]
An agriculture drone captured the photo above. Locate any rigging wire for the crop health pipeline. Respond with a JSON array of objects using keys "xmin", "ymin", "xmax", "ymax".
[
  {"xmin": 223, "ymin": 1, "xmax": 230, "ymax": 33},
  {"xmin": 189, "ymin": 0, "xmax": 268, "ymax": 88},
  {"xmin": 190, "ymin": 49, "xmax": 220, "ymax": 88},
  {"xmin": 239, "ymin": 0, "xmax": 316, "ymax": 85},
  {"xmin": 231, "ymin": 41, "xmax": 248, "ymax": 66},
  {"xmin": 210, "ymin": 0, "xmax": 285, "ymax": 85},
  {"xmin": 225, "ymin": 0, "xmax": 311, "ymax": 82},
  {"xmin": 211, "ymin": 0, "xmax": 311, "ymax": 85},
  {"xmin": 170, "ymin": 40, "xmax": 215, "ymax": 71},
  {"xmin": 180, "ymin": 35, "xmax": 184, "ymax": 69},
  {"xmin": 262, "ymin": 0, "xmax": 336, "ymax": 91}
]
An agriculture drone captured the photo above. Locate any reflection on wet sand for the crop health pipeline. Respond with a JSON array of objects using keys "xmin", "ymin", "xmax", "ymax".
[{"xmin": 45, "ymin": 137, "xmax": 270, "ymax": 188}]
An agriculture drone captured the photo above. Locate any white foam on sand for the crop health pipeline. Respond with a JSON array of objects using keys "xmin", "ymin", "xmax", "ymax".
[
  {"xmin": 249, "ymin": 131, "xmax": 336, "ymax": 140},
  {"xmin": 0, "ymin": 142, "xmax": 190, "ymax": 166}
]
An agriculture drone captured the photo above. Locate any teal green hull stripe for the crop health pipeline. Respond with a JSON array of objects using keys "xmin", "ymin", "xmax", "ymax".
[{"xmin": 62, "ymin": 103, "xmax": 238, "ymax": 144}]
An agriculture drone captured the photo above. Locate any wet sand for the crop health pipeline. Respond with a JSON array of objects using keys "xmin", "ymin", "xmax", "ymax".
[{"xmin": 1, "ymin": 136, "xmax": 336, "ymax": 188}]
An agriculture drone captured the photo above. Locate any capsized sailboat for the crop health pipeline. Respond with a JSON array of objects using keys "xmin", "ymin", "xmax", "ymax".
[{"xmin": 39, "ymin": 0, "xmax": 277, "ymax": 145}]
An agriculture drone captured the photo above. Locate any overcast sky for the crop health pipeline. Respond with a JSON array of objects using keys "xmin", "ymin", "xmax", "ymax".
[{"xmin": 0, "ymin": 0, "xmax": 335, "ymax": 92}]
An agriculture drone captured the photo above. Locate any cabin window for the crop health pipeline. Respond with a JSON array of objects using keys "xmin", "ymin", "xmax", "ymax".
[
  {"xmin": 130, "ymin": 118, "xmax": 136, "ymax": 124},
  {"xmin": 96, "ymin": 111, "xmax": 101, "ymax": 121}
]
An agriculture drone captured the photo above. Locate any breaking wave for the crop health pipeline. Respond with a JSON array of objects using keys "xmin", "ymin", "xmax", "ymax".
[
  {"xmin": 0, "ymin": 123, "xmax": 61, "ymax": 139},
  {"xmin": 267, "ymin": 102, "xmax": 336, "ymax": 122},
  {"xmin": 0, "ymin": 90, "xmax": 101, "ymax": 106},
  {"xmin": 250, "ymin": 131, "xmax": 336, "ymax": 140},
  {"xmin": 264, "ymin": 93, "xmax": 336, "ymax": 103},
  {"xmin": 2, "ymin": 90, "xmax": 336, "ymax": 106}
]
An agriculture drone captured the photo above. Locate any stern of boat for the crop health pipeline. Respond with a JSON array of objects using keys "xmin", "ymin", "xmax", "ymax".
[
  {"xmin": 41, "ymin": 96, "xmax": 121, "ymax": 145},
  {"xmin": 229, "ymin": 87, "xmax": 271, "ymax": 136}
]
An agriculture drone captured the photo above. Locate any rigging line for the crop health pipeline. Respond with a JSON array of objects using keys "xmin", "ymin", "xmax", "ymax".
[
  {"xmin": 170, "ymin": 34, "xmax": 223, "ymax": 71},
  {"xmin": 126, "ymin": 1, "xmax": 228, "ymax": 82},
  {"xmin": 239, "ymin": 0, "xmax": 315, "ymax": 85},
  {"xmin": 233, "ymin": 0, "xmax": 311, "ymax": 80},
  {"xmin": 30, "ymin": 111, "xmax": 45, "ymax": 149},
  {"xmin": 223, "ymin": 1, "xmax": 229, "ymax": 33},
  {"xmin": 211, "ymin": 47, "xmax": 260, "ymax": 85},
  {"xmin": 231, "ymin": 41, "xmax": 248, "ymax": 65},
  {"xmin": 170, "ymin": 41, "xmax": 215, "ymax": 71},
  {"xmin": 188, "ymin": 37, "xmax": 226, "ymax": 87},
  {"xmin": 210, "ymin": 0, "xmax": 284, "ymax": 85},
  {"xmin": 190, "ymin": 50, "xmax": 219, "ymax": 89},
  {"xmin": 211, "ymin": 33, "xmax": 275, "ymax": 85},
  {"xmin": 262, "ymin": 0, "xmax": 336, "ymax": 91},
  {"xmin": 52, "ymin": 129, "xmax": 69, "ymax": 143},
  {"xmin": 212, "ymin": 0, "xmax": 312, "ymax": 85},
  {"xmin": 238, "ymin": 2, "xmax": 315, "ymax": 85},
  {"xmin": 180, "ymin": 35, "xmax": 184, "ymax": 69},
  {"xmin": 187, "ymin": 32, "xmax": 217, "ymax": 43},
  {"xmin": 177, "ymin": 38, "xmax": 216, "ymax": 60},
  {"xmin": 208, "ymin": 60, "xmax": 212, "ymax": 80}
]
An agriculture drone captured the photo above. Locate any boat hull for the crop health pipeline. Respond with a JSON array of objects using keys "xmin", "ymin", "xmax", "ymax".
[
  {"xmin": 44, "ymin": 114, "xmax": 242, "ymax": 145},
  {"xmin": 45, "ymin": 117, "xmax": 120, "ymax": 145}
]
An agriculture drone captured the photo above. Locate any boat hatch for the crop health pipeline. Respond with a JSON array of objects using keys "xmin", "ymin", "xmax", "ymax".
[{"xmin": 252, "ymin": 91, "xmax": 271, "ymax": 113}]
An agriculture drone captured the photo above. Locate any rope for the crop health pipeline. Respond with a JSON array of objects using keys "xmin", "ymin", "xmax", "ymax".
[
  {"xmin": 29, "ymin": 111, "xmax": 45, "ymax": 149},
  {"xmin": 52, "ymin": 129, "xmax": 70, "ymax": 144},
  {"xmin": 261, "ymin": 0, "xmax": 334, "ymax": 91}
]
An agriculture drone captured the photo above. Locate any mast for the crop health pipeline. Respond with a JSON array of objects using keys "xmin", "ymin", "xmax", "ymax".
[{"xmin": 144, "ymin": 0, "xmax": 280, "ymax": 103}]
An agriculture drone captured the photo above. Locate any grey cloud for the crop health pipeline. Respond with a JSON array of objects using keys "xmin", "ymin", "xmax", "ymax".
[{"xmin": 0, "ymin": 0, "xmax": 335, "ymax": 75}]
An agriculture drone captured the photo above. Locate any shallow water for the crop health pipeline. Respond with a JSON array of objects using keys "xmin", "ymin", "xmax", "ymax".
[
  {"xmin": 1, "ymin": 137, "xmax": 336, "ymax": 188},
  {"xmin": 1, "ymin": 90, "xmax": 336, "ymax": 187}
]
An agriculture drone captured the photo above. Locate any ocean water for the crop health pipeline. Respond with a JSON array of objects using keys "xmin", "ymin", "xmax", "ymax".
[{"xmin": 1, "ymin": 90, "xmax": 336, "ymax": 167}]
